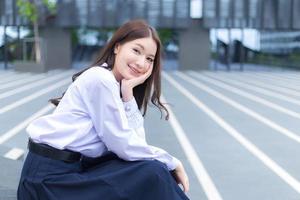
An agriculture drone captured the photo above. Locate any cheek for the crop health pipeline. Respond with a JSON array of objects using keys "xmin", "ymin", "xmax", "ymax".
[
  {"xmin": 116, "ymin": 54, "xmax": 126, "ymax": 69},
  {"xmin": 144, "ymin": 62, "xmax": 153, "ymax": 72},
  {"xmin": 126, "ymin": 53, "xmax": 138, "ymax": 63},
  {"xmin": 114, "ymin": 57, "xmax": 124, "ymax": 73}
]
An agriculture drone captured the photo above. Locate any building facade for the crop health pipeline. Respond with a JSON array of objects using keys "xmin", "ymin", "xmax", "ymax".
[
  {"xmin": 260, "ymin": 31, "xmax": 300, "ymax": 54},
  {"xmin": 0, "ymin": 0, "xmax": 191, "ymax": 28}
]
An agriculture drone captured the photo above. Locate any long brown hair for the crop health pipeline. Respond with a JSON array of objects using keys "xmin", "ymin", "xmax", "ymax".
[{"xmin": 50, "ymin": 19, "xmax": 169, "ymax": 119}]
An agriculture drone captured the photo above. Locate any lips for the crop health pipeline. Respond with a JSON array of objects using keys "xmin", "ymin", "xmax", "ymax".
[{"xmin": 128, "ymin": 65, "xmax": 140, "ymax": 75}]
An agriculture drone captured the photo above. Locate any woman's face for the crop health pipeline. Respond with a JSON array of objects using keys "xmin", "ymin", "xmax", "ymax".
[{"xmin": 112, "ymin": 37, "xmax": 157, "ymax": 82}]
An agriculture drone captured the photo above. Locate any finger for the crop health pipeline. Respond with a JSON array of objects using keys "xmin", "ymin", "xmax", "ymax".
[
  {"xmin": 180, "ymin": 175, "xmax": 189, "ymax": 193},
  {"xmin": 176, "ymin": 175, "xmax": 186, "ymax": 192},
  {"xmin": 182, "ymin": 180, "xmax": 187, "ymax": 193},
  {"xmin": 182, "ymin": 180, "xmax": 189, "ymax": 193},
  {"xmin": 137, "ymin": 65, "xmax": 153, "ymax": 82},
  {"xmin": 185, "ymin": 178, "xmax": 190, "ymax": 192}
]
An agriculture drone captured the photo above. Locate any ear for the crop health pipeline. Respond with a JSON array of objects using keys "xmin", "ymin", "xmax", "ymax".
[{"xmin": 114, "ymin": 43, "xmax": 120, "ymax": 54}]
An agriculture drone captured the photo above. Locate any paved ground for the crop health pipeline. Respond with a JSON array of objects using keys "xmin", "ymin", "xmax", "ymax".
[{"xmin": 1, "ymin": 64, "xmax": 300, "ymax": 199}]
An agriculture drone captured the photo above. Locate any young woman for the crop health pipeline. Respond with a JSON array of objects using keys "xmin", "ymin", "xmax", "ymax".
[{"xmin": 18, "ymin": 19, "xmax": 190, "ymax": 200}]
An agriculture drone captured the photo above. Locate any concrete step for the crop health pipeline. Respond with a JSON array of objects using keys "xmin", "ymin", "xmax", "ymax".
[
  {"xmin": 0, "ymin": 145, "xmax": 25, "ymax": 161},
  {"xmin": 0, "ymin": 185, "xmax": 17, "ymax": 200},
  {"xmin": 0, "ymin": 152, "xmax": 23, "ymax": 200}
]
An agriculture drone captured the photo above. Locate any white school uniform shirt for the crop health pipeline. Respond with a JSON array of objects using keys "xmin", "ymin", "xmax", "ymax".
[{"xmin": 27, "ymin": 66, "xmax": 179, "ymax": 170}]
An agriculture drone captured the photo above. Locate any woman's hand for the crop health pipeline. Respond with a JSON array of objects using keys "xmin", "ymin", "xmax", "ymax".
[
  {"xmin": 172, "ymin": 161, "xmax": 190, "ymax": 193},
  {"xmin": 121, "ymin": 65, "xmax": 153, "ymax": 102}
]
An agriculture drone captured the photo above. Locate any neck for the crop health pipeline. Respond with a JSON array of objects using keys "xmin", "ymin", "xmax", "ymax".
[{"xmin": 111, "ymin": 66, "xmax": 122, "ymax": 82}]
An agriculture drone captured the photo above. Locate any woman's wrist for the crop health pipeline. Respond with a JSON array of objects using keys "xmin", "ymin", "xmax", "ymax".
[{"xmin": 122, "ymin": 86, "xmax": 133, "ymax": 102}]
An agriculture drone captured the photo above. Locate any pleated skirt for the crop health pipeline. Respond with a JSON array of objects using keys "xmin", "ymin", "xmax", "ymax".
[{"xmin": 17, "ymin": 151, "xmax": 190, "ymax": 200}]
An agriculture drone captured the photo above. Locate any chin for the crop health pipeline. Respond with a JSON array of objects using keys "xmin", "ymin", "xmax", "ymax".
[
  {"xmin": 128, "ymin": 74, "xmax": 140, "ymax": 79},
  {"xmin": 121, "ymin": 73, "xmax": 135, "ymax": 80}
]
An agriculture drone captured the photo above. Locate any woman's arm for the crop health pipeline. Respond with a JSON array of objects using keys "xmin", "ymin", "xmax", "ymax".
[
  {"xmin": 120, "ymin": 67, "xmax": 189, "ymax": 192},
  {"xmin": 76, "ymin": 68, "xmax": 178, "ymax": 170},
  {"xmin": 77, "ymin": 67, "xmax": 189, "ymax": 192}
]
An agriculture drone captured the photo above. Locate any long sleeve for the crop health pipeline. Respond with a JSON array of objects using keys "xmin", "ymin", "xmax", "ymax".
[
  {"xmin": 76, "ymin": 67, "xmax": 179, "ymax": 170},
  {"xmin": 122, "ymin": 98, "xmax": 145, "ymax": 139}
]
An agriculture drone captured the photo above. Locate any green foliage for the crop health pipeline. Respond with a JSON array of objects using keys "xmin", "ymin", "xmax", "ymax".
[
  {"xmin": 17, "ymin": 0, "xmax": 38, "ymax": 23},
  {"xmin": 42, "ymin": 0, "xmax": 57, "ymax": 15},
  {"xmin": 249, "ymin": 51, "xmax": 300, "ymax": 69},
  {"xmin": 289, "ymin": 52, "xmax": 300, "ymax": 62},
  {"xmin": 71, "ymin": 29, "xmax": 79, "ymax": 45},
  {"xmin": 16, "ymin": 0, "xmax": 57, "ymax": 23},
  {"xmin": 157, "ymin": 29, "xmax": 174, "ymax": 45}
]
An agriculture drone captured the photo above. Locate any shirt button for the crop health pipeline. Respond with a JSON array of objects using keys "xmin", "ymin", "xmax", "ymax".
[{"xmin": 125, "ymin": 105, "xmax": 131, "ymax": 112}]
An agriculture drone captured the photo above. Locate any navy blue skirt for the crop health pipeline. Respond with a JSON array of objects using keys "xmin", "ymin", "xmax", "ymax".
[{"xmin": 18, "ymin": 151, "xmax": 190, "ymax": 200}]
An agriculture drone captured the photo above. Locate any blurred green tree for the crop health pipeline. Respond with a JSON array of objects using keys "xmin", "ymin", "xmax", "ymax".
[{"xmin": 16, "ymin": 0, "xmax": 56, "ymax": 63}]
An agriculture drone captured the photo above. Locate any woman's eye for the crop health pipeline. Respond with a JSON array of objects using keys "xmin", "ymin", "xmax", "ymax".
[
  {"xmin": 133, "ymin": 48, "xmax": 140, "ymax": 54},
  {"xmin": 147, "ymin": 58, "xmax": 154, "ymax": 63}
]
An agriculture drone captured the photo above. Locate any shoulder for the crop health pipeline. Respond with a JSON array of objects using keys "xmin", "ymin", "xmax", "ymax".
[
  {"xmin": 82, "ymin": 66, "xmax": 113, "ymax": 82},
  {"xmin": 76, "ymin": 66, "xmax": 118, "ymax": 89}
]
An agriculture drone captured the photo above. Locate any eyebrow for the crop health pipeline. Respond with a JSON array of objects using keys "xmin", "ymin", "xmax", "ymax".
[{"xmin": 134, "ymin": 43, "xmax": 155, "ymax": 58}]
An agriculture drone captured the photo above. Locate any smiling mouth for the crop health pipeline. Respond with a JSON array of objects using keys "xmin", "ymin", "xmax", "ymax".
[{"xmin": 128, "ymin": 65, "xmax": 140, "ymax": 75}]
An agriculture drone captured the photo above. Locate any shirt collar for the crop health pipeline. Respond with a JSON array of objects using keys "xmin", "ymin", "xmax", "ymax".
[{"xmin": 101, "ymin": 62, "xmax": 119, "ymax": 85}]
